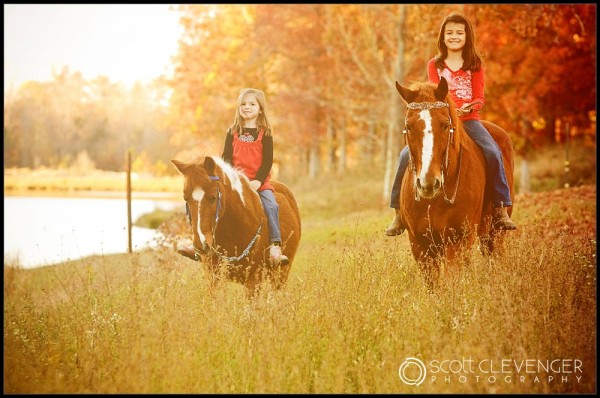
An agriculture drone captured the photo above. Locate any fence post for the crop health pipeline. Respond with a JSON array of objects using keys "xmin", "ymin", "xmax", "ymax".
[{"xmin": 127, "ymin": 150, "xmax": 132, "ymax": 253}]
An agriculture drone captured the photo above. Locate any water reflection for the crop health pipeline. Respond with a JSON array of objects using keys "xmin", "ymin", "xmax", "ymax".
[{"xmin": 4, "ymin": 196, "xmax": 182, "ymax": 269}]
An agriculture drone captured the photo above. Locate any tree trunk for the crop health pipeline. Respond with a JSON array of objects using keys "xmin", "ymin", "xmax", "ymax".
[
  {"xmin": 382, "ymin": 5, "xmax": 405, "ymax": 203},
  {"xmin": 325, "ymin": 114, "xmax": 336, "ymax": 173},
  {"xmin": 308, "ymin": 143, "xmax": 320, "ymax": 178},
  {"xmin": 339, "ymin": 116, "xmax": 347, "ymax": 172},
  {"xmin": 519, "ymin": 157, "xmax": 531, "ymax": 194},
  {"xmin": 362, "ymin": 114, "xmax": 376, "ymax": 166}
]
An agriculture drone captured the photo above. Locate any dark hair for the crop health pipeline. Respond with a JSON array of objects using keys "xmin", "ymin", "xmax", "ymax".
[{"xmin": 434, "ymin": 13, "xmax": 483, "ymax": 72}]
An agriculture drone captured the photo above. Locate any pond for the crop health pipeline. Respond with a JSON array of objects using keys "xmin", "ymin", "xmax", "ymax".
[{"xmin": 4, "ymin": 195, "xmax": 184, "ymax": 269}]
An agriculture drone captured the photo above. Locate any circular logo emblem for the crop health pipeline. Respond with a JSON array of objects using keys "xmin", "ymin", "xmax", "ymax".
[{"xmin": 398, "ymin": 357, "xmax": 427, "ymax": 386}]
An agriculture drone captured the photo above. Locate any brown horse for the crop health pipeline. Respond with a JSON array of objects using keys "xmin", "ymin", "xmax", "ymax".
[
  {"xmin": 172, "ymin": 155, "xmax": 301, "ymax": 297},
  {"xmin": 395, "ymin": 78, "xmax": 515, "ymax": 281}
]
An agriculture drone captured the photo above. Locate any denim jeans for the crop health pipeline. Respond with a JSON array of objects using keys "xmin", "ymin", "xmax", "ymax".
[
  {"xmin": 389, "ymin": 146, "xmax": 410, "ymax": 209},
  {"xmin": 390, "ymin": 120, "xmax": 512, "ymax": 208},
  {"xmin": 259, "ymin": 189, "xmax": 282, "ymax": 244},
  {"xmin": 184, "ymin": 189, "xmax": 282, "ymax": 243}
]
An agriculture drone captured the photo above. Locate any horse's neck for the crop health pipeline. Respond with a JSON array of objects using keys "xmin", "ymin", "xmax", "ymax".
[
  {"xmin": 455, "ymin": 122, "xmax": 477, "ymax": 153},
  {"xmin": 220, "ymin": 182, "xmax": 263, "ymax": 234}
]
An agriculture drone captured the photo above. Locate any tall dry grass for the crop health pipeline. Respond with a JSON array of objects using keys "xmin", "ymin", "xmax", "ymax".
[{"xmin": 4, "ymin": 171, "xmax": 596, "ymax": 393}]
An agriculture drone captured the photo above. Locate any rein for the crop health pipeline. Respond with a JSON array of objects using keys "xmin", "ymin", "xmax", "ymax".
[
  {"xmin": 404, "ymin": 100, "xmax": 463, "ymax": 205},
  {"xmin": 194, "ymin": 175, "xmax": 262, "ymax": 263}
]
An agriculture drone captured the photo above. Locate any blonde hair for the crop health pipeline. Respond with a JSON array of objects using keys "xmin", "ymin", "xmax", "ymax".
[{"xmin": 229, "ymin": 88, "xmax": 273, "ymax": 136}]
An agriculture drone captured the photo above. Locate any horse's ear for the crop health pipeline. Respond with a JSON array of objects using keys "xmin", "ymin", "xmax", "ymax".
[
  {"xmin": 203, "ymin": 156, "xmax": 216, "ymax": 175},
  {"xmin": 434, "ymin": 77, "xmax": 448, "ymax": 101},
  {"xmin": 172, "ymin": 159, "xmax": 192, "ymax": 175},
  {"xmin": 395, "ymin": 81, "xmax": 418, "ymax": 104}
]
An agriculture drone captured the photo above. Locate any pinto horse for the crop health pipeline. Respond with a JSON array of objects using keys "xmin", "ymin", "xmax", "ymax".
[
  {"xmin": 395, "ymin": 78, "xmax": 515, "ymax": 281},
  {"xmin": 172, "ymin": 156, "xmax": 301, "ymax": 296}
]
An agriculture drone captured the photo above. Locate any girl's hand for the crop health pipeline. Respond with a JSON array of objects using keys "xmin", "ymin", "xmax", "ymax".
[
  {"xmin": 249, "ymin": 180, "xmax": 261, "ymax": 191},
  {"xmin": 457, "ymin": 103, "xmax": 473, "ymax": 117}
]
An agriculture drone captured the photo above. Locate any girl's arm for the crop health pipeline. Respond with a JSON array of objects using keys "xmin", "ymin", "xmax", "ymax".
[
  {"xmin": 427, "ymin": 58, "xmax": 440, "ymax": 84},
  {"xmin": 255, "ymin": 135, "xmax": 273, "ymax": 184},
  {"xmin": 469, "ymin": 68, "xmax": 485, "ymax": 111},
  {"xmin": 221, "ymin": 129, "xmax": 234, "ymax": 165}
]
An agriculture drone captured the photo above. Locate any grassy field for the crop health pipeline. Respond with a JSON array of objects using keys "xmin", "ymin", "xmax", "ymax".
[{"xmin": 3, "ymin": 152, "xmax": 596, "ymax": 393}]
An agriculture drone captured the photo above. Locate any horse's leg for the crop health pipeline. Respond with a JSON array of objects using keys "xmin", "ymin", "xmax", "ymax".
[
  {"xmin": 205, "ymin": 259, "xmax": 226, "ymax": 298},
  {"xmin": 478, "ymin": 232, "xmax": 494, "ymax": 256},
  {"xmin": 477, "ymin": 215, "xmax": 495, "ymax": 256},
  {"xmin": 244, "ymin": 270, "xmax": 264, "ymax": 300},
  {"xmin": 409, "ymin": 234, "xmax": 441, "ymax": 291},
  {"xmin": 244, "ymin": 283, "xmax": 259, "ymax": 300},
  {"xmin": 440, "ymin": 238, "xmax": 472, "ymax": 287},
  {"xmin": 444, "ymin": 229, "xmax": 475, "ymax": 262},
  {"xmin": 419, "ymin": 258, "xmax": 441, "ymax": 293},
  {"xmin": 207, "ymin": 272, "xmax": 221, "ymax": 298}
]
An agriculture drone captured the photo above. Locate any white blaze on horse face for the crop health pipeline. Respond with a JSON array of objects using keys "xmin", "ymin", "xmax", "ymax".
[
  {"xmin": 192, "ymin": 188, "xmax": 208, "ymax": 246},
  {"xmin": 418, "ymin": 109, "xmax": 434, "ymax": 181}
]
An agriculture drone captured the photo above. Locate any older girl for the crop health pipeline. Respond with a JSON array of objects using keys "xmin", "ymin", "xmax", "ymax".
[{"xmin": 385, "ymin": 12, "xmax": 517, "ymax": 236}]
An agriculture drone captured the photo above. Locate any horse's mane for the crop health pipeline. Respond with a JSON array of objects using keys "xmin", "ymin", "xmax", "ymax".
[
  {"xmin": 212, "ymin": 156, "xmax": 249, "ymax": 203},
  {"xmin": 407, "ymin": 81, "xmax": 437, "ymax": 92},
  {"xmin": 182, "ymin": 155, "xmax": 250, "ymax": 204},
  {"xmin": 212, "ymin": 156, "xmax": 248, "ymax": 183}
]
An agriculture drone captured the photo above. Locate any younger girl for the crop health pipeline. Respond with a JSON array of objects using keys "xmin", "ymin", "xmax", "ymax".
[
  {"xmin": 179, "ymin": 88, "xmax": 288, "ymax": 266},
  {"xmin": 385, "ymin": 12, "xmax": 517, "ymax": 236}
]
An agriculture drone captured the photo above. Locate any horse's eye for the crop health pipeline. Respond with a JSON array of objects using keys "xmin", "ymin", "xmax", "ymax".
[{"xmin": 208, "ymin": 195, "xmax": 217, "ymax": 203}]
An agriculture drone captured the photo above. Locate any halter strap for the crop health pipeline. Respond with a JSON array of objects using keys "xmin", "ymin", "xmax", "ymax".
[
  {"xmin": 407, "ymin": 101, "xmax": 448, "ymax": 110},
  {"xmin": 403, "ymin": 100, "xmax": 461, "ymax": 204}
]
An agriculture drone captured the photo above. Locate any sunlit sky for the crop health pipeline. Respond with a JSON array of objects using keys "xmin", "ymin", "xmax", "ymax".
[{"xmin": 4, "ymin": 4, "xmax": 183, "ymax": 91}]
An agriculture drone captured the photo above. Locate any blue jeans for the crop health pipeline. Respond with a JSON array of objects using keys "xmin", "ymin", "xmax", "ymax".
[
  {"xmin": 389, "ymin": 146, "xmax": 410, "ymax": 209},
  {"xmin": 185, "ymin": 189, "xmax": 282, "ymax": 243},
  {"xmin": 259, "ymin": 189, "xmax": 282, "ymax": 244},
  {"xmin": 390, "ymin": 120, "xmax": 512, "ymax": 208}
]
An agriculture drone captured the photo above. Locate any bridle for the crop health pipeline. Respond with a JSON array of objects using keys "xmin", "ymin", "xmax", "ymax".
[
  {"xmin": 192, "ymin": 175, "xmax": 262, "ymax": 263},
  {"xmin": 403, "ymin": 101, "xmax": 463, "ymax": 205}
]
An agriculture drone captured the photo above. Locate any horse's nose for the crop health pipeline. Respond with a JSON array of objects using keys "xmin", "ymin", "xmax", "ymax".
[{"xmin": 416, "ymin": 177, "xmax": 441, "ymax": 197}]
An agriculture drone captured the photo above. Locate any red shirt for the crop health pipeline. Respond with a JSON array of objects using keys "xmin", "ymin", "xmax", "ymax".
[
  {"xmin": 427, "ymin": 57, "xmax": 484, "ymax": 121},
  {"xmin": 232, "ymin": 129, "xmax": 274, "ymax": 192}
]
